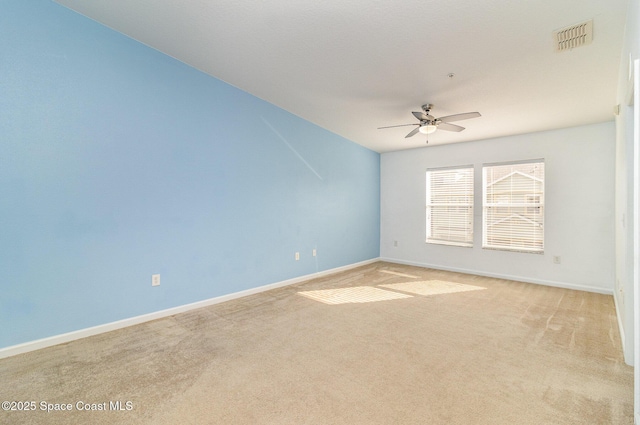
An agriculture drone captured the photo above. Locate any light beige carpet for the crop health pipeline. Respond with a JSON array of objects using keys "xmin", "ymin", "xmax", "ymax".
[{"xmin": 0, "ymin": 262, "xmax": 634, "ymax": 424}]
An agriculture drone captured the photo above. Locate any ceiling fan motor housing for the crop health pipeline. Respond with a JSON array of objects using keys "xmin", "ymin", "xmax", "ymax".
[{"xmin": 377, "ymin": 103, "xmax": 480, "ymax": 139}]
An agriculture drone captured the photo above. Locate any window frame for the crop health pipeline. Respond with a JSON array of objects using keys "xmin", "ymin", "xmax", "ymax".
[
  {"xmin": 482, "ymin": 160, "xmax": 545, "ymax": 254},
  {"xmin": 425, "ymin": 165, "xmax": 474, "ymax": 248}
]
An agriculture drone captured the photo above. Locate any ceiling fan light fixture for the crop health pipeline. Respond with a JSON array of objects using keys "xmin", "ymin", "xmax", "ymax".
[
  {"xmin": 377, "ymin": 104, "xmax": 480, "ymax": 139},
  {"xmin": 419, "ymin": 124, "xmax": 437, "ymax": 134}
]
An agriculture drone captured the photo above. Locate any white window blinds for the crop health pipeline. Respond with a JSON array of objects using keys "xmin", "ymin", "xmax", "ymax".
[
  {"xmin": 482, "ymin": 161, "xmax": 545, "ymax": 253},
  {"xmin": 426, "ymin": 167, "xmax": 474, "ymax": 247}
]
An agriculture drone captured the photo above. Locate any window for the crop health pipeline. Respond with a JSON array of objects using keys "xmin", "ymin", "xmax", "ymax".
[
  {"xmin": 426, "ymin": 166, "xmax": 474, "ymax": 247},
  {"xmin": 525, "ymin": 194, "xmax": 541, "ymax": 215},
  {"xmin": 482, "ymin": 161, "xmax": 545, "ymax": 253}
]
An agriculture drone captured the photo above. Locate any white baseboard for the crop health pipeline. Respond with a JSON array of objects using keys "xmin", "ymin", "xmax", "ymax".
[
  {"xmin": 0, "ymin": 258, "xmax": 380, "ymax": 360},
  {"xmin": 613, "ymin": 291, "xmax": 629, "ymax": 364},
  {"xmin": 380, "ymin": 257, "xmax": 614, "ymax": 295}
]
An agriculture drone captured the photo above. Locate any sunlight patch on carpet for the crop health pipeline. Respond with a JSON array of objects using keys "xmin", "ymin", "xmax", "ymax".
[
  {"xmin": 298, "ymin": 286, "xmax": 413, "ymax": 305},
  {"xmin": 379, "ymin": 270, "xmax": 420, "ymax": 279},
  {"xmin": 379, "ymin": 280, "xmax": 486, "ymax": 296}
]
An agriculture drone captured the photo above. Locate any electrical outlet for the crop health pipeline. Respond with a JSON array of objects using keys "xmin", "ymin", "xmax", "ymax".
[
  {"xmin": 393, "ymin": 240, "xmax": 398, "ymax": 247},
  {"xmin": 295, "ymin": 252, "xmax": 300, "ymax": 261},
  {"xmin": 152, "ymin": 274, "xmax": 160, "ymax": 286},
  {"xmin": 553, "ymin": 256, "xmax": 561, "ymax": 264}
]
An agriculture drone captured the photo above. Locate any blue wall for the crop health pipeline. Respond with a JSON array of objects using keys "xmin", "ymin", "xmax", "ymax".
[{"xmin": 0, "ymin": 1, "xmax": 380, "ymax": 348}]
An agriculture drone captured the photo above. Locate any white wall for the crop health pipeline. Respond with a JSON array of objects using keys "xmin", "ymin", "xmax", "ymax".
[{"xmin": 381, "ymin": 122, "xmax": 615, "ymax": 294}]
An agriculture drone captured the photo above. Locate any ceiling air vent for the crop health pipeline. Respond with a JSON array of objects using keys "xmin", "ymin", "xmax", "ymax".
[{"xmin": 553, "ymin": 20, "xmax": 593, "ymax": 51}]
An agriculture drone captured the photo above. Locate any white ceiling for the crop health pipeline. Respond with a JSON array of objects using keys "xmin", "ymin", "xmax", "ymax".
[{"xmin": 55, "ymin": 0, "xmax": 629, "ymax": 153}]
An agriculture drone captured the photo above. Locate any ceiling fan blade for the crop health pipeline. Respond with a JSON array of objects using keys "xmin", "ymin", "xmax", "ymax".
[
  {"xmin": 437, "ymin": 122, "xmax": 465, "ymax": 132},
  {"xmin": 378, "ymin": 123, "xmax": 418, "ymax": 129},
  {"xmin": 438, "ymin": 112, "xmax": 481, "ymax": 123},
  {"xmin": 405, "ymin": 127, "xmax": 421, "ymax": 138}
]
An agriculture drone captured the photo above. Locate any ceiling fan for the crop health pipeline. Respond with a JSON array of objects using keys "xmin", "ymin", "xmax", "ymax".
[{"xmin": 378, "ymin": 104, "xmax": 481, "ymax": 140}]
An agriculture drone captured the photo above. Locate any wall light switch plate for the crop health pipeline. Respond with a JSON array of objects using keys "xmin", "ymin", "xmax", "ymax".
[
  {"xmin": 295, "ymin": 252, "xmax": 300, "ymax": 261},
  {"xmin": 152, "ymin": 274, "xmax": 160, "ymax": 286}
]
